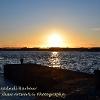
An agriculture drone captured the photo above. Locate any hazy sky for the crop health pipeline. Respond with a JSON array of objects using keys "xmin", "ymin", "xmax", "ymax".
[{"xmin": 0, "ymin": 0, "xmax": 100, "ymax": 47}]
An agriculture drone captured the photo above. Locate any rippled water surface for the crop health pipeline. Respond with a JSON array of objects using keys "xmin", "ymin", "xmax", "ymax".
[
  {"xmin": 0, "ymin": 51, "xmax": 100, "ymax": 73},
  {"xmin": 0, "ymin": 51, "xmax": 100, "ymax": 100}
]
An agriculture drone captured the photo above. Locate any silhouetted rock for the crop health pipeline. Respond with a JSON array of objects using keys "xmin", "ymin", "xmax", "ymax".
[
  {"xmin": 94, "ymin": 70, "xmax": 100, "ymax": 91},
  {"xmin": 4, "ymin": 64, "xmax": 92, "ymax": 89}
]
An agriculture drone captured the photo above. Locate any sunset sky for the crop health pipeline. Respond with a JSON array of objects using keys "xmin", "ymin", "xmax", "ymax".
[{"xmin": 0, "ymin": 0, "xmax": 100, "ymax": 48}]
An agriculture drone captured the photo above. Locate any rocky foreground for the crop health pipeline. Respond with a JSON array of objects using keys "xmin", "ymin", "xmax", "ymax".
[{"xmin": 4, "ymin": 64, "xmax": 100, "ymax": 100}]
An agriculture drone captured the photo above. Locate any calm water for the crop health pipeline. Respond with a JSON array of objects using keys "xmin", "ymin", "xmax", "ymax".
[{"xmin": 0, "ymin": 51, "xmax": 100, "ymax": 100}]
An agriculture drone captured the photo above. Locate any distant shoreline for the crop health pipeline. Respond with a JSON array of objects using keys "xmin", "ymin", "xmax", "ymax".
[{"xmin": 0, "ymin": 47, "xmax": 100, "ymax": 52}]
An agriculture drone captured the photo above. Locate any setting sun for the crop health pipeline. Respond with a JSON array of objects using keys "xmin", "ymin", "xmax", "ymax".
[{"xmin": 47, "ymin": 32, "xmax": 66, "ymax": 47}]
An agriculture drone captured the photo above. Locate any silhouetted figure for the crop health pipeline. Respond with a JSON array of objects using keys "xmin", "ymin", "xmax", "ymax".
[{"xmin": 20, "ymin": 58, "xmax": 23, "ymax": 64}]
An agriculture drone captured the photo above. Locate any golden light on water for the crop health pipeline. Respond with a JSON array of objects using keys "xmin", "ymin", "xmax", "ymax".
[{"xmin": 49, "ymin": 52, "xmax": 61, "ymax": 68}]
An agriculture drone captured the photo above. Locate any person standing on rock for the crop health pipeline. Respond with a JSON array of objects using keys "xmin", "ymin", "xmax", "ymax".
[{"xmin": 20, "ymin": 58, "xmax": 23, "ymax": 64}]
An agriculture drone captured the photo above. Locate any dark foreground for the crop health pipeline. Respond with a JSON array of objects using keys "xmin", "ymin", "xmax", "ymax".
[{"xmin": 4, "ymin": 64, "xmax": 100, "ymax": 100}]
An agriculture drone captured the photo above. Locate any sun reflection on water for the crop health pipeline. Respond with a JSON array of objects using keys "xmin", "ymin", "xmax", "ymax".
[{"xmin": 49, "ymin": 52, "xmax": 61, "ymax": 68}]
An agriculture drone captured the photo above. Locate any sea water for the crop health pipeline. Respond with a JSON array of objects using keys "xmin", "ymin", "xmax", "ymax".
[
  {"xmin": 0, "ymin": 51, "xmax": 100, "ymax": 100},
  {"xmin": 0, "ymin": 51, "xmax": 100, "ymax": 73}
]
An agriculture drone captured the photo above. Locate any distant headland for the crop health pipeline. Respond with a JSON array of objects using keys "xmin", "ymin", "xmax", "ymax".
[{"xmin": 0, "ymin": 47, "xmax": 100, "ymax": 52}]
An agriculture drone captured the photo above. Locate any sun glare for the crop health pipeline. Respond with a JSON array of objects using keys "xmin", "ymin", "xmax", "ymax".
[{"xmin": 47, "ymin": 32, "xmax": 65, "ymax": 47}]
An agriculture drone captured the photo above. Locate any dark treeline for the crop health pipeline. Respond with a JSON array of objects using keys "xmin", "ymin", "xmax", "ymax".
[{"xmin": 0, "ymin": 47, "xmax": 100, "ymax": 52}]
